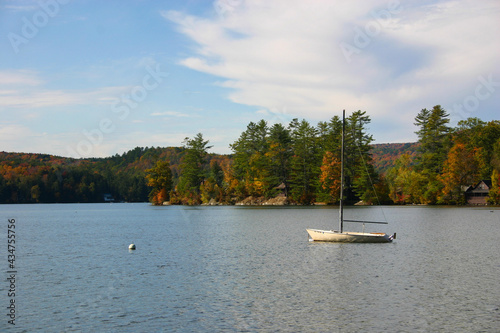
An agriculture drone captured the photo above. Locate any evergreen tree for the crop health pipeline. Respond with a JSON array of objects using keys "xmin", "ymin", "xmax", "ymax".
[
  {"xmin": 414, "ymin": 105, "xmax": 452, "ymax": 174},
  {"xmin": 475, "ymin": 121, "xmax": 500, "ymax": 179},
  {"xmin": 177, "ymin": 133, "xmax": 213, "ymax": 204},
  {"xmin": 414, "ymin": 108, "xmax": 431, "ymax": 144},
  {"xmin": 230, "ymin": 120, "xmax": 271, "ymax": 197},
  {"xmin": 266, "ymin": 123, "xmax": 293, "ymax": 196},
  {"xmin": 345, "ymin": 111, "xmax": 378, "ymax": 203},
  {"xmin": 412, "ymin": 105, "xmax": 452, "ymax": 203},
  {"xmin": 200, "ymin": 160, "xmax": 225, "ymax": 204},
  {"xmin": 288, "ymin": 119, "xmax": 320, "ymax": 204}
]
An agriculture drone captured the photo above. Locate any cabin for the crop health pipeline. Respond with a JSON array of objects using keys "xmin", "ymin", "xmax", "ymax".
[
  {"xmin": 103, "ymin": 193, "xmax": 115, "ymax": 202},
  {"xmin": 464, "ymin": 180, "xmax": 492, "ymax": 205},
  {"xmin": 274, "ymin": 182, "xmax": 287, "ymax": 197}
]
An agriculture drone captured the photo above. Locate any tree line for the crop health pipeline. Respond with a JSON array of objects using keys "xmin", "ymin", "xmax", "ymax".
[
  {"xmin": 386, "ymin": 106, "xmax": 500, "ymax": 204},
  {"xmin": 147, "ymin": 107, "xmax": 500, "ymax": 206},
  {"xmin": 148, "ymin": 110, "xmax": 388, "ymax": 205},
  {"xmin": 0, "ymin": 147, "xmax": 184, "ymax": 204},
  {"xmin": 2, "ymin": 107, "xmax": 500, "ymax": 205}
]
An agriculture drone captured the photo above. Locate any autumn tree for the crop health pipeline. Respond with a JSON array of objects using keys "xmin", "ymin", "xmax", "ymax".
[
  {"xmin": 437, "ymin": 143, "xmax": 478, "ymax": 204},
  {"xmin": 315, "ymin": 116, "xmax": 342, "ymax": 202},
  {"xmin": 489, "ymin": 169, "xmax": 500, "ymax": 205},
  {"xmin": 317, "ymin": 151, "xmax": 341, "ymax": 203},
  {"xmin": 487, "ymin": 138, "xmax": 500, "ymax": 204},
  {"xmin": 145, "ymin": 160, "xmax": 173, "ymax": 205},
  {"xmin": 385, "ymin": 153, "xmax": 426, "ymax": 204},
  {"xmin": 200, "ymin": 160, "xmax": 225, "ymax": 204}
]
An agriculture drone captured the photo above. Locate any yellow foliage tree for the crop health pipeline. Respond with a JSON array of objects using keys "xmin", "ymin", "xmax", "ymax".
[
  {"xmin": 438, "ymin": 143, "xmax": 478, "ymax": 204},
  {"xmin": 145, "ymin": 160, "xmax": 173, "ymax": 205}
]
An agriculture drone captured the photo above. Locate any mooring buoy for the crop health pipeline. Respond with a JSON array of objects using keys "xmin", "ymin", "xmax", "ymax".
[{"xmin": 129, "ymin": 243, "xmax": 136, "ymax": 250}]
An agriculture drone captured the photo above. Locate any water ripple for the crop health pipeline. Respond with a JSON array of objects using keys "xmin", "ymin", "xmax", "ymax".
[{"xmin": 3, "ymin": 204, "xmax": 499, "ymax": 332}]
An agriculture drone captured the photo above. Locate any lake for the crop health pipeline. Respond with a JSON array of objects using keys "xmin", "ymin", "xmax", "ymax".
[{"xmin": 1, "ymin": 203, "xmax": 499, "ymax": 332}]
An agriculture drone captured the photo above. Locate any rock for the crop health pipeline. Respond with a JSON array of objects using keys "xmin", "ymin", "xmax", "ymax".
[
  {"xmin": 236, "ymin": 195, "xmax": 288, "ymax": 206},
  {"xmin": 263, "ymin": 196, "xmax": 288, "ymax": 205}
]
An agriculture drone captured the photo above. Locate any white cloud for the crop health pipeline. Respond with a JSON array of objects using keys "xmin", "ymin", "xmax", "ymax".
[
  {"xmin": 68, "ymin": 131, "xmax": 191, "ymax": 158},
  {"xmin": 0, "ymin": 87, "xmax": 133, "ymax": 109},
  {"xmin": 0, "ymin": 89, "xmax": 82, "ymax": 108},
  {"xmin": 4, "ymin": 5, "xmax": 38, "ymax": 12},
  {"xmin": 0, "ymin": 70, "xmax": 133, "ymax": 109},
  {"xmin": 0, "ymin": 124, "xmax": 74, "ymax": 156},
  {"xmin": 0, "ymin": 122, "xmax": 188, "ymax": 158},
  {"xmin": 165, "ymin": 0, "xmax": 500, "ymax": 142},
  {"xmin": 0, "ymin": 70, "xmax": 43, "ymax": 86},
  {"xmin": 150, "ymin": 111, "xmax": 191, "ymax": 117}
]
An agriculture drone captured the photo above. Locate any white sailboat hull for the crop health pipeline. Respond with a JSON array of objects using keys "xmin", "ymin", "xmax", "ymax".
[{"xmin": 306, "ymin": 228, "xmax": 393, "ymax": 243}]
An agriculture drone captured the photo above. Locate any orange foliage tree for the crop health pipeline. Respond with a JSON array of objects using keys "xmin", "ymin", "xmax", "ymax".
[
  {"xmin": 318, "ymin": 151, "xmax": 341, "ymax": 203},
  {"xmin": 145, "ymin": 160, "xmax": 173, "ymax": 205},
  {"xmin": 438, "ymin": 143, "xmax": 478, "ymax": 204}
]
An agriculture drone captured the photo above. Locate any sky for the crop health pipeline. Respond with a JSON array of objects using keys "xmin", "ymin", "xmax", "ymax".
[{"xmin": 1, "ymin": 0, "xmax": 499, "ymax": 158}]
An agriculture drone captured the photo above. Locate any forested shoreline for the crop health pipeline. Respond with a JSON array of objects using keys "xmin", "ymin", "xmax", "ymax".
[{"xmin": 2, "ymin": 107, "xmax": 500, "ymax": 205}]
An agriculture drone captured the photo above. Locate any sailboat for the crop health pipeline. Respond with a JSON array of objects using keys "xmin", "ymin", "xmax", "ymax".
[{"xmin": 306, "ymin": 110, "xmax": 396, "ymax": 243}]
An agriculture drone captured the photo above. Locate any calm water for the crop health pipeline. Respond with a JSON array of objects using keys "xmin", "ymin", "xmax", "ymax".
[{"xmin": 1, "ymin": 203, "xmax": 499, "ymax": 332}]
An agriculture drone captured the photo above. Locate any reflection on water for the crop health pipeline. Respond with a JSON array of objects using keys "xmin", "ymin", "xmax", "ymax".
[{"xmin": 1, "ymin": 204, "xmax": 499, "ymax": 332}]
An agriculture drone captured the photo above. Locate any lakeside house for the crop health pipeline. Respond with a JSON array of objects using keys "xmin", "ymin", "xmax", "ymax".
[
  {"xmin": 464, "ymin": 180, "xmax": 492, "ymax": 205},
  {"xmin": 103, "ymin": 193, "xmax": 115, "ymax": 202}
]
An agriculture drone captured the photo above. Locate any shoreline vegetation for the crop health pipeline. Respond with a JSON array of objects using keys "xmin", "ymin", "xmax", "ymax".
[
  {"xmin": 172, "ymin": 197, "xmax": 371, "ymax": 206},
  {"xmin": 2, "ymin": 108, "xmax": 500, "ymax": 206}
]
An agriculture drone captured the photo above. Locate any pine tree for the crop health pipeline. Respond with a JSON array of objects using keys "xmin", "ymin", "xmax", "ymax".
[
  {"xmin": 412, "ymin": 105, "xmax": 452, "ymax": 203},
  {"xmin": 230, "ymin": 120, "xmax": 272, "ymax": 197},
  {"xmin": 266, "ymin": 123, "xmax": 292, "ymax": 196},
  {"xmin": 414, "ymin": 105, "xmax": 452, "ymax": 174},
  {"xmin": 345, "ymin": 111, "xmax": 378, "ymax": 203},
  {"xmin": 288, "ymin": 119, "xmax": 320, "ymax": 204},
  {"xmin": 177, "ymin": 133, "xmax": 212, "ymax": 204}
]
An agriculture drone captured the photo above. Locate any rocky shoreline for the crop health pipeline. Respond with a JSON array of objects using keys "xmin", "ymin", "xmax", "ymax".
[
  {"xmin": 199, "ymin": 195, "xmax": 289, "ymax": 206},
  {"xmin": 163, "ymin": 194, "xmax": 291, "ymax": 206},
  {"xmin": 234, "ymin": 195, "xmax": 289, "ymax": 206},
  {"xmin": 163, "ymin": 196, "xmax": 373, "ymax": 206}
]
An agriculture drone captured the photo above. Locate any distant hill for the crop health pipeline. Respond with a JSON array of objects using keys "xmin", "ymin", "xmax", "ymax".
[
  {"xmin": 370, "ymin": 142, "xmax": 419, "ymax": 174},
  {"xmin": 0, "ymin": 147, "xmax": 230, "ymax": 203},
  {"xmin": 1, "ymin": 143, "xmax": 414, "ymax": 203}
]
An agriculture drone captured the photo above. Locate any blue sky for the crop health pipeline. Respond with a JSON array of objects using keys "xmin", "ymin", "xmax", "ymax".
[{"xmin": 1, "ymin": 0, "xmax": 499, "ymax": 157}]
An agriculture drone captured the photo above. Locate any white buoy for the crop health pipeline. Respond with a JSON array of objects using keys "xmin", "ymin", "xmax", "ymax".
[{"xmin": 129, "ymin": 243, "xmax": 136, "ymax": 250}]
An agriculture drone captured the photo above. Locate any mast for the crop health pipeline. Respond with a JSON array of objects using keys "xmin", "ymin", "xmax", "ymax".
[{"xmin": 339, "ymin": 109, "xmax": 345, "ymax": 233}]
